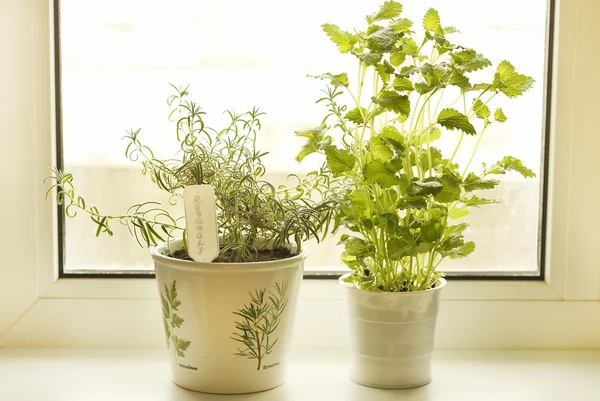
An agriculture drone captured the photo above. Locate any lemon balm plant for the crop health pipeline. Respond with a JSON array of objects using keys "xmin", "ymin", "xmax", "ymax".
[
  {"xmin": 297, "ymin": 1, "xmax": 535, "ymax": 388},
  {"xmin": 298, "ymin": 1, "xmax": 535, "ymax": 292},
  {"xmin": 46, "ymin": 86, "xmax": 335, "ymax": 394}
]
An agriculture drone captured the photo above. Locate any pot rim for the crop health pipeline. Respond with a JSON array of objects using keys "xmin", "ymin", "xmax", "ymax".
[
  {"xmin": 150, "ymin": 238, "xmax": 308, "ymax": 272},
  {"xmin": 338, "ymin": 272, "xmax": 447, "ymax": 295}
]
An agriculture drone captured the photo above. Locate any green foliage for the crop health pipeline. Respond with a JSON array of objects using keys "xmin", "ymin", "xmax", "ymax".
[
  {"xmin": 46, "ymin": 169, "xmax": 181, "ymax": 247},
  {"xmin": 322, "ymin": 24, "xmax": 357, "ymax": 53},
  {"xmin": 364, "ymin": 160, "xmax": 403, "ymax": 188},
  {"xmin": 310, "ymin": 72, "xmax": 349, "ymax": 88},
  {"xmin": 231, "ymin": 281, "xmax": 288, "ymax": 370},
  {"xmin": 46, "ymin": 86, "xmax": 339, "ymax": 263},
  {"xmin": 161, "ymin": 280, "xmax": 191, "ymax": 358},
  {"xmin": 472, "ymin": 100, "xmax": 491, "ymax": 119},
  {"xmin": 437, "ymin": 108, "xmax": 476, "ymax": 135},
  {"xmin": 423, "ymin": 8, "xmax": 442, "ymax": 35},
  {"xmin": 495, "ymin": 108, "xmax": 508, "ymax": 122},
  {"xmin": 372, "ymin": 91, "xmax": 411, "ymax": 116},
  {"xmin": 298, "ymin": 1, "xmax": 536, "ymax": 292},
  {"xmin": 367, "ymin": 1, "xmax": 403, "ymax": 24},
  {"xmin": 325, "ymin": 146, "xmax": 357, "ymax": 176},
  {"xmin": 483, "ymin": 156, "xmax": 536, "ymax": 178},
  {"xmin": 492, "ymin": 61, "xmax": 535, "ymax": 98}
]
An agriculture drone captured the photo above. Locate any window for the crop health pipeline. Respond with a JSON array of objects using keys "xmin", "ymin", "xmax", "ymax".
[
  {"xmin": 57, "ymin": 0, "xmax": 551, "ymax": 277},
  {"xmin": 2, "ymin": 0, "xmax": 600, "ymax": 349}
]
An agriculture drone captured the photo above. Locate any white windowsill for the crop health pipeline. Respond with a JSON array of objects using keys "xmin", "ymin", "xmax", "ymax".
[{"xmin": 1, "ymin": 349, "xmax": 598, "ymax": 400}]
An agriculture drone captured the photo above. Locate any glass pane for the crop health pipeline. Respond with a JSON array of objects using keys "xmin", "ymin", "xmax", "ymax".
[{"xmin": 60, "ymin": 0, "xmax": 549, "ymax": 274}]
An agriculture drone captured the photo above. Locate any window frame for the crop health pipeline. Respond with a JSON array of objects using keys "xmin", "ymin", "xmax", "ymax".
[
  {"xmin": 53, "ymin": 0, "xmax": 553, "ymax": 281},
  {"xmin": 1, "ymin": 0, "xmax": 599, "ymax": 349}
]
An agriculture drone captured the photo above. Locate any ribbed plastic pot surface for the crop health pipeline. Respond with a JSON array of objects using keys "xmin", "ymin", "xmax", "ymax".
[
  {"xmin": 339, "ymin": 274, "xmax": 446, "ymax": 389},
  {"xmin": 151, "ymin": 240, "xmax": 305, "ymax": 394}
]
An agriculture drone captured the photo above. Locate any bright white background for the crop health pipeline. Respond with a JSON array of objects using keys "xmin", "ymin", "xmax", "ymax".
[
  {"xmin": 59, "ymin": 0, "xmax": 544, "ymax": 274},
  {"xmin": 0, "ymin": 0, "xmax": 599, "ymax": 349}
]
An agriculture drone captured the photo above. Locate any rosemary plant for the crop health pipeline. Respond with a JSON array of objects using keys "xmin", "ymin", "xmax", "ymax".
[
  {"xmin": 47, "ymin": 85, "xmax": 336, "ymax": 263},
  {"xmin": 296, "ymin": 1, "xmax": 536, "ymax": 291}
]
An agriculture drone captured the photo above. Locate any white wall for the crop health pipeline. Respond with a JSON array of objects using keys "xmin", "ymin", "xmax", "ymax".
[{"xmin": 0, "ymin": 0, "xmax": 48, "ymax": 336}]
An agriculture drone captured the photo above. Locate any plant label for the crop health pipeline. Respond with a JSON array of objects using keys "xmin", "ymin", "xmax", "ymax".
[{"xmin": 183, "ymin": 185, "xmax": 219, "ymax": 262}]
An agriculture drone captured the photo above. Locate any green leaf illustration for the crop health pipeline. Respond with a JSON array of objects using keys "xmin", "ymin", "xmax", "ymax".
[
  {"xmin": 161, "ymin": 280, "xmax": 192, "ymax": 360},
  {"xmin": 231, "ymin": 281, "xmax": 289, "ymax": 371},
  {"xmin": 172, "ymin": 335, "xmax": 191, "ymax": 358}
]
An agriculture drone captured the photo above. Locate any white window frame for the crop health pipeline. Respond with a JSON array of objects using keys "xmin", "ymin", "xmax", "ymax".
[{"xmin": 1, "ymin": 0, "xmax": 599, "ymax": 349}]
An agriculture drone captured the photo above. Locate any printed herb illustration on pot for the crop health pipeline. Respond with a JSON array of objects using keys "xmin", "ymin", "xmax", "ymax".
[
  {"xmin": 296, "ymin": 1, "xmax": 536, "ymax": 292},
  {"xmin": 161, "ymin": 280, "xmax": 192, "ymax": 360},
  {"xmin": 231, "ymin": 281, "xmax": 289, "ymax": 370}
]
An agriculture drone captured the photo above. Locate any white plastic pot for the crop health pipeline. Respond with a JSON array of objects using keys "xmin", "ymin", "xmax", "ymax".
[
  {"xmin": 151, "ymin": 240, "xmax": 305, "ymax": 394},
  {"xmin": 339, "ymin": 274, "xmax": 447, "ymax": 389}
]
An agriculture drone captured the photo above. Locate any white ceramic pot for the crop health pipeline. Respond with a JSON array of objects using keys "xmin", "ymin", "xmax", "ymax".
[
  {"xmin": 151, "ymin": 239, "xmax": 305, "ymax": 394},
  {"xmin": 339, "ymin": 274, "xmax": 447, "ymax": 389}
]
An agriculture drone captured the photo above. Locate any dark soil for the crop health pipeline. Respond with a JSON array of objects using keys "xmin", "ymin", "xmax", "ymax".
[{"xmin": 170, "ymin": 247, "xmax": 293, "ymax": 263}]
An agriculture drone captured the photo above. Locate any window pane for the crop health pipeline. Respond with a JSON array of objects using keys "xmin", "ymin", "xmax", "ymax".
[{"xmin": 59, "ymin": 0, "xmax": 549, "ymax": 274}]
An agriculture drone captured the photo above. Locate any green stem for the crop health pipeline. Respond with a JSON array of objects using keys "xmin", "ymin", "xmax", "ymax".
[
  {"xmin": 462, "ymin": 123, "xmax": 490, "ymax": 177},
  {"xmin": 255, "ymin": 331, "xmax": 262, "ymax": 370},
  {"xmin": 432, "ymin": 88, "xmax": 445, "ymax": 118},
  {"xmin": 447, "ymin": 131, "xmax": 464, "ymax": 167},
  {"xmin": 63, "ymin": 191, "xmax": 183, "ymax": 233},
  {"xmin": 355, "ymin": 62, "xmax": 369, "ymax": 160},
  {"xmin": 426, "ymin": 128, "xmax": 433, "ymax": 178},
  {"xmin": 447, "ymin": 92, "xmax": 471, "ymax": 167},
  {"xmin": 408, "ymin": 95, "xmax": 422, "ymax": 135},
  {"xmin": 420, "ymin": 250, "xmax": 438, "ymax": 290}
]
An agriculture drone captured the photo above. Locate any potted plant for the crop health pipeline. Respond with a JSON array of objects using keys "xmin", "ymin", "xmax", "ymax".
[
  {"xmin": 46, "ymin": 86, "xmax": 335, "ymax": 394},
  {"xmin": 296, "ymin": 1, "xmax": 536, "ymax": 388}
]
